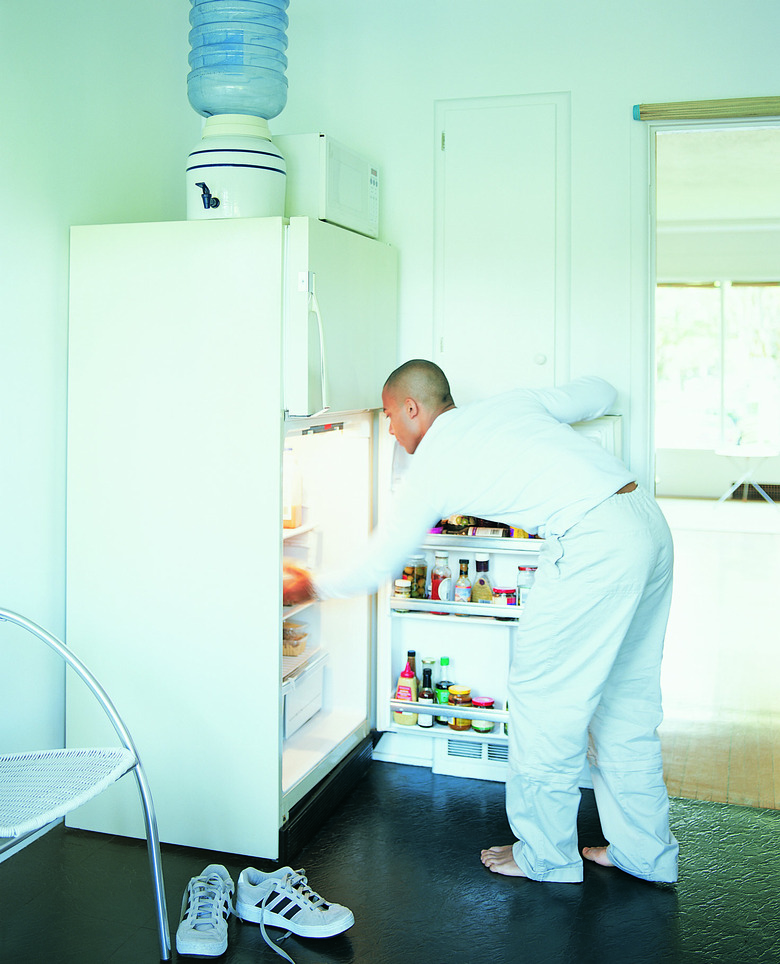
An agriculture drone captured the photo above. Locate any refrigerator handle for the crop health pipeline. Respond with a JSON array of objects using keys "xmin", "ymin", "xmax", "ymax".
[{"xmin": 308, "ymin": 273, "xmax": 330, "ymax": 417}]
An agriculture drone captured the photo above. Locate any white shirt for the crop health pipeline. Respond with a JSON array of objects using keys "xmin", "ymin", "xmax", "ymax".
[{"xmin": 314, "ymin": 376, "xmax": 633, "ymax": 599}]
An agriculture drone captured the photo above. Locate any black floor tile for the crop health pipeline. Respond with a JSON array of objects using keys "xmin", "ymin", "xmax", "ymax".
[{"xmin": 1, "ymin": 761, "xmax": 779, "ymax": 964}]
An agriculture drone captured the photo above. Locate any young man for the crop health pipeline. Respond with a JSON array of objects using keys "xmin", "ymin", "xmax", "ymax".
[{"xmin": 284, "ymin": 359, "xmax": 678, "ymax": 883}]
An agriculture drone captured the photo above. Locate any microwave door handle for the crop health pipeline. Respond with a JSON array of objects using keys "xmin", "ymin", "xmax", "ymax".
[{"xmin": 308, "ymin": 273, "xmax": 330, "ymax": 417}]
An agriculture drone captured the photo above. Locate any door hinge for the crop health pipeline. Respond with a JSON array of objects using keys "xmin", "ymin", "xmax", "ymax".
[{"xmin": 441, "ymin": 131, "xmax": 445, "ymax": 151}]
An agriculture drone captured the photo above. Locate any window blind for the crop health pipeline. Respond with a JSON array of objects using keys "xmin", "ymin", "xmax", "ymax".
[{"xmin": 633, "ymin": 96, "xmax": 780, "ymax": 121}]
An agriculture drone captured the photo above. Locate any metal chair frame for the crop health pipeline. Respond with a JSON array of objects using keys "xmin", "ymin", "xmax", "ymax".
[{"xmin": 0, "ymin": 607, "xmax": 171, "ymax": 960}]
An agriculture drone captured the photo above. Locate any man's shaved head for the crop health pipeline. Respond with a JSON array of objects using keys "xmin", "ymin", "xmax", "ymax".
[{"xmin": 383, "ymin": 359, "xmax": 454, "ymax": 413}]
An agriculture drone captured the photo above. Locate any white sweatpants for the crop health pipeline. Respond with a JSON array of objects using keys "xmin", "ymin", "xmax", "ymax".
[{"xmin": 506, "ymin": 484, "xmax": 679, "ymax": 882}]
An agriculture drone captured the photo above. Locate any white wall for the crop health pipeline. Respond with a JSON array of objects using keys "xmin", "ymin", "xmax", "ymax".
[{"xmin": 2, "ymin": 0, "xmax": 779, "ymax": 749}]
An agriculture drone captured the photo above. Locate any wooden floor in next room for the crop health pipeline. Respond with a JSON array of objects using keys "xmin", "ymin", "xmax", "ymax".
[{"xmin": 657, "ymin": 497, "xmax": 780, "ymax": 809}]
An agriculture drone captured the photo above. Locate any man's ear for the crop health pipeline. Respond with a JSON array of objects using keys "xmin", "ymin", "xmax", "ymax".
[{"xmin": 405, "ymin": 397, "xmax": 420, "ymax": 419}]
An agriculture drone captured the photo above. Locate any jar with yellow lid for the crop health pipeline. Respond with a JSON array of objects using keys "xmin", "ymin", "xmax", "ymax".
[{"xmin": 448, "ymin": 685, "xmax": 472, "ymax": 731}]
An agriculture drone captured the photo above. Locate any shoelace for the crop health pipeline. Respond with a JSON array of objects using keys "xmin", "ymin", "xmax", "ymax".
[
  {"xmin": 179, "ymin": 873, "xmax": 233, "ymax": 933},
  {"xmin": 259, "ymin": 869, "xmax": 327, "ymax": 964}
]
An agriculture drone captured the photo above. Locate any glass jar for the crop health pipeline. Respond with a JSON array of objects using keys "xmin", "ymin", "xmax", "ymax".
[
  {"xmin": 471, "ymin": 697, "xmax": 495, "ymax": 733},
  {"xmin": 393, "ymin": 578, "xmax": 411, "ymax": 612},
  {"xmin": 410, "ymin": 554, "xmax": 428, "ymax": 599},
  {"xmin": 517, "ymin": 566, "xmax": 537, "ymax": 606},
  {"xmin": 448, "ymin": 685, "xmax": 472, "ymax": 731}
]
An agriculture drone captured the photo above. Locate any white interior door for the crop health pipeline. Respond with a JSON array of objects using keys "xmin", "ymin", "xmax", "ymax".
[{"xmin": 434, "ymin": 93, "xmax": 571, "ymax": 403}]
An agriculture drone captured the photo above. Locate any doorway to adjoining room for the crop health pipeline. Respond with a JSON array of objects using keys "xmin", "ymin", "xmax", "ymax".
[{"xmin": 653, "ymin": 123, "xmax": 780, "ymax": 809}]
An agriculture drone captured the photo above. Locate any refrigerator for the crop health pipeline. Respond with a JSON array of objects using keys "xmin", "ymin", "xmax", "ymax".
[{"xmin": 65, "ymin": 216, "xmax": 397, "ymax": 861}]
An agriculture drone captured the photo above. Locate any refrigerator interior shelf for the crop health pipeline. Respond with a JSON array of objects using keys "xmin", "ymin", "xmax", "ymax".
[
  {"xmin": 282, "ymin": 646, "xmax": 326, "ymax": 684},
  {"xmin": 421, "ymin": 534, "xmax": 542, "ymax": 556},
  {"xmin": 283, "ymin": 600, "xmax": 317, "ymax": 620},
  {"xmin": 282, "ymin": 648, "xmax": 329, "ymax": 741},
  {"xmin": 283, "ymin": 522, "xmax": 317, "ymax": 542},
  {"xmin": 389, "ymin": 597, "xmax": 521, "ymax": 621}
]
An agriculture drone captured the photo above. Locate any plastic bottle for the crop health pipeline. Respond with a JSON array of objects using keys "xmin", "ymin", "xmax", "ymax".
[
  {"xmin": 187, "ymin": 0, "xmax": 290, "ymax": 119},
  {"xmin": 282, "ymin": 446, "xmax": 302, "ymax": 529},
  {"xmin": 406, "ymin": 650, "xmax": 419, "ymax": 687},
  {"xmin": 393, "ymin": 660, "xmax": 419, "ymax": 725},
  {"xmin": 417, "ymin": 667, "xmax": 435, "ymax": 728}
]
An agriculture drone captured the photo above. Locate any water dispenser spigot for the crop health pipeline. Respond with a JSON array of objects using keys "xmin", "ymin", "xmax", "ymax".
[{"xmin": 196, "ymin": 182, "xmax": 220, "ymax": 209}]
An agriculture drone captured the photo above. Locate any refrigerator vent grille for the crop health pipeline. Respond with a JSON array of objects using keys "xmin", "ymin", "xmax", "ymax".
[
  {"xmin": 487, "ymin": 743, "xmax": 509, "ymax": 762},
  {"xmin": 446, "ymin": 739, "xmax": 483, "ymax": 760}
]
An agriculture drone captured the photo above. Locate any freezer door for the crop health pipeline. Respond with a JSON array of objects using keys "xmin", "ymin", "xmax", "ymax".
[{"xmin": 284, "ymin": 217, "xmax": 398, "ymax": 417}]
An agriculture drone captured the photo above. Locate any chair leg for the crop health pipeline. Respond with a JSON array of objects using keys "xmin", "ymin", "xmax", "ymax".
[{"xmin": 132, "ymin": 765, "xmax": 171, "ymax": 961}]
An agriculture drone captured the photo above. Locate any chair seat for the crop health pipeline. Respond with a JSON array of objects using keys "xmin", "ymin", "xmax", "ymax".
[{"xmin": 0, "ymin": 747, "xmax": 136, "ymax": 837}]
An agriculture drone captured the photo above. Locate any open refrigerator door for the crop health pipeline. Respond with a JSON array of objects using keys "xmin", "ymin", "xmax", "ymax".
[{"xmin": 280, "ymin": 410, "xmax": 376, "ymax": 808}]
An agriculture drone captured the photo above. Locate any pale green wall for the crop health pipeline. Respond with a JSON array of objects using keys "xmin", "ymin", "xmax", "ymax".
[{"xmin": 2, "ymin": 0, "xmax": 779, "ymax": 749}]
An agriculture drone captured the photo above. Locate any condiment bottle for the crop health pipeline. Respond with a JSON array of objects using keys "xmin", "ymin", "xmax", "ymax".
[
  {"xmin": 517, "ymin": 566, "xmax": 537, "ymax": 606},
  {"xmin": 435, "ymin": 656, "xmax": 454, "ymax": 725},
  {"xmin": 430, "ymin": 552, "xmax": 452, "ymax": 613},
  {"xmin": 417, "ymin": 666, "xmax": 435, "ymax": 728},
  {"xmin": 471, "ymin": 553, "xmax": 494, "ymax": 602},
  {"xmin": 406, "ymin": 650, "xmax": 418, "ymax": 688},
  {"xmin": 393, "ymin": 660, "xmax": 419, "ymax": 725},
  {"xmin": 454, "ymin": 558, "xmax": 472, "ymax": 605},
  {"xmin": 448, "ymin": 685, "xmax": 472, "ymax": 731}
]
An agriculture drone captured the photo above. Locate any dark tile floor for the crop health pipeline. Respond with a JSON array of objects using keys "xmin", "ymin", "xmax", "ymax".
[{"xmin": 2, "ymin": 761, "xmax": 780, "ymax": 963}]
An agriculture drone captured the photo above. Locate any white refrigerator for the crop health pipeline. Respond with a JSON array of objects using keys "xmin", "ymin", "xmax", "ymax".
[{"xmin": 65, "ymin": 216, "xmax": 397, "ymax": 861}]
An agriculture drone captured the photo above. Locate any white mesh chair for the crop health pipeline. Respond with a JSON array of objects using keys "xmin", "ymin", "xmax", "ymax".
[{"xmin": 0, "ymin": 607, "xmax": 171, "ymax": 960}]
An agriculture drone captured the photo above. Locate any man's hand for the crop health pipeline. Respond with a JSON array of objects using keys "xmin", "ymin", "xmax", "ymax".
[{"xmin": 283, "ymin": 560, "xmax": 315, "ymax": 605}]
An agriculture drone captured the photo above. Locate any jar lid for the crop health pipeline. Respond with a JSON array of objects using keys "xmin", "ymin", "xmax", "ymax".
[
  {"xmin": 493, "ymin": 588, "xmax": 514, "ymax": 595},
  {"xmin": 475, "ymin": 552, "xmax": 489, "ymax": 561},
  {"xmin": 472, "ymin": 697, "xmax": 494, "ymax": 708},
  {"xmin": 449, "ymin": 685, "xmax": 471, "ymax": 695},
  {"xmin": 395, "ymin": 578, "xmax": 411, "ymax": 587}
]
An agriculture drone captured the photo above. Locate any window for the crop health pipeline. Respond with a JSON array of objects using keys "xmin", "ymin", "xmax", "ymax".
[{"xmin": 655, "ymin": 282, "xmax": 780, "ymax": 449}]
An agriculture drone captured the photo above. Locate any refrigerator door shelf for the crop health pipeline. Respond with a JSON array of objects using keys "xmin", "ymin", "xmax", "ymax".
[
  {"xmin": 420, "ymin": 534, "xmax": 542, "ymax": 557},
  {"xmin": 389, "ymin": 699, "xmax": 509, "ymax": 727},
  {"xmin": 389, "ymin": 598, "xmax": 522, "ymax": 621}
]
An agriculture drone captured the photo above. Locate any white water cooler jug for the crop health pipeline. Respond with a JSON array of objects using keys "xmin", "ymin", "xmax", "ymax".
[{"xmin": 185, "ymin": 113, "xmax": 287, "ymax": 219}]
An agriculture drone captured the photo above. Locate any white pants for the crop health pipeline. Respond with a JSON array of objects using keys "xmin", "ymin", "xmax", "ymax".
[{"xmin": 506, "ymin": 485, "xmax": 679, "ymax": 882}]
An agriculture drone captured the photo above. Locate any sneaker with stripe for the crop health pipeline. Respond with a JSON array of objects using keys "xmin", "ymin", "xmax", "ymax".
[
  {"xmin": 236, "ymin": 866, "xmax": 354, "ymax": 943},
  {"xmin": 176, "ymin": 864, "xmax": 234, "ymax": 957}
]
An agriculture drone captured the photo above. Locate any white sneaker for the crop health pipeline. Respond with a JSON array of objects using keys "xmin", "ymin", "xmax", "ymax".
[
  {"xmin": 176, "ymin": 864, "xmax": 234, "ymax": 957},
  {"xmin": 236, "ymin": 866, "xmax": 354, "ymax": 939}
]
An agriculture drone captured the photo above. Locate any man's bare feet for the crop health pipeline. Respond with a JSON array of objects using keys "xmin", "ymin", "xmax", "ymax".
[
  {"xmin": 480, "ymin": 844, "xmax": 527, "ymax": 877},
  {"xmin": 582, "ymin": 846, "xmax": 614, "ymax": 867}
]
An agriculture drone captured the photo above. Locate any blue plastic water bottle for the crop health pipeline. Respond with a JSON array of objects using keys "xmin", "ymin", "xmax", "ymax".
[{"xmin": 187, "ymin": 0, "xmax": 290, "ymax": 119}]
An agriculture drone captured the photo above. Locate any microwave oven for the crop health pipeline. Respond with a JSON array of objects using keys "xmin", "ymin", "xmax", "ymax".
[{"xmin": 274, "ymin": 132, "xmax": 379, "ymax": 239}]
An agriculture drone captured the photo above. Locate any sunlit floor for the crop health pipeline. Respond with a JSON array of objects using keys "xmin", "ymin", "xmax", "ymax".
[{"xmin": 658, "ymin": 497, "xmax": 780, "ymax": 809}]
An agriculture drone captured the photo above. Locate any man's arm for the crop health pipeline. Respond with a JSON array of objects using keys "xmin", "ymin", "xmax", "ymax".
[{"xmin": 530, "ymin": 376, "xmax": 617, "ymax": 424}]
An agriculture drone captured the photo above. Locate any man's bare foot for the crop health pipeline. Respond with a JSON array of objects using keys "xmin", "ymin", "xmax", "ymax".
[
  {"xmin": 582, "ymin": 846, "xmax": 614, "ymax": 867},
  {"xmin": 480, "ymin": 844, "xmax": 527, "ymax": 877}
]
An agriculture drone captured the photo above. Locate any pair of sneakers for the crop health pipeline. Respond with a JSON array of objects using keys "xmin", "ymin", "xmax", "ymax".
[{"xmin": 176, "ymin": 863, "xmax": 354, "ymax": 961}]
